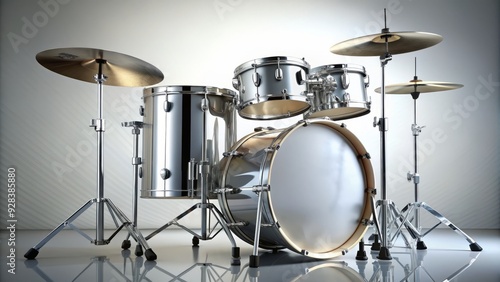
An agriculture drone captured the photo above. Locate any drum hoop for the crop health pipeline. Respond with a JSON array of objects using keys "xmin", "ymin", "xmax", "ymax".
[
  {"xmin": 309, "ymin": 64, "xmax": 366, "ymax": 77},
  {"xmin": 234, "ymin": 56, "xmax": 310, "ymax": 76},
  {"xmin": 264, "ymin": 119, "xmax": 374, "ymax": 258},
  {"xmin": 143, "ymin": 85, "xmax": 236, "ymax": 98}
]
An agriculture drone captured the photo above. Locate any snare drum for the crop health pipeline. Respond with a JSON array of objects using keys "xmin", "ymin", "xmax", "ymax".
[
  {"xmin": 305, "ymin": 64, "xmax": 370, "ymax": 120},
  {"xmin": 232, "ymin": 56, "xmax": 310, "ymax": 120},
  {"xmin": 141, "ymin": 85, "xmax": 237, "ymax": 198},
  {"xmin": 217, "ymin": 119, "xmax": 374, "ymax": 258}
]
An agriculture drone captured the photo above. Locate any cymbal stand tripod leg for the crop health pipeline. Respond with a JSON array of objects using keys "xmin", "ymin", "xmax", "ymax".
[
  {"xmin": 404, "ymin": 91, "xmax": 482, "ymax": 251},
  {"xmin": 24, "ymin": 63, "xmax": 156, "ymax": 260}
]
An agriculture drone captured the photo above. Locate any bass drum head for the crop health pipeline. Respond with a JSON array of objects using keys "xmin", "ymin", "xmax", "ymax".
[{"xmin": 218, "ymin": 119, "xmax": 373, "ymax": 259}]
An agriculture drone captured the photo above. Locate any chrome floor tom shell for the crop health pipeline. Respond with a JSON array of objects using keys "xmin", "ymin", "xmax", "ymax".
[{"xmin": 141, "ymin": 85, "xmax": 237, "ymax": 198}]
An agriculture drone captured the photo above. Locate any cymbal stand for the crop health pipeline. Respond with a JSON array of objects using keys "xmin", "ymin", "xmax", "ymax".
[
  {"xmin": 24, "ymin": 60, "xmax": 156, "ymax": 261},
  {"xmin": 121, "ymin": 121, "xmax": 145, "ymax": 256},
  {"xmin": 144, "ymin": 92, "xmax": 241, "ymax": 265},
  {"xmin": 372, "ymin": 23, "xmax": 394, "ymax": 260},
  {"xmin": 400, "ymin": 73, "xmax": 482, "ymax": 252}
]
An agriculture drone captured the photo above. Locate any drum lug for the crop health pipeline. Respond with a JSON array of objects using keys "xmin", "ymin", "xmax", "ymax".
[
  {"xmin": 343, "ymin": 92, "xmax": 351, "ymax": 103},
  {"xmin": 160, "ymin": 168, "xmax": 171, "ymax": 180},
  {"xmin": 232, "ymin": 77, "xmax": 240, "ymax": 89},
  {"xmin": 252, "ymin": 69, "xmax": 261, "ymax": 87},
  {"xmin": 275, "ymin": 68, "xmax": 283, "ymax": 81},
  {"xmin": 264, "ymin": 146, "xmax": 278, "ymax": 153},
  {"xmin": 296, "ymin": 69, "xmax": 306, "ymax": 85},
  {"xmin": 223, "ymin": 150, "xmax": 244, "ymax": 157},
  {"xmin": 274, "ymin": 57, "xmax": 283, "ymax": 81},
  {"xmin": 364, "ymin": 74, "xmax": 370, "ymax": 88},
  {"xmin": 139, "ymin": 105, "xmax": 144, "ymax": 116},
  {"xmin": 163, "ymin": 100, "xmax": 172, "ymax": 112},
  {"xmin": 252, "ymin": 184, "xmax": 270, "ymax": 192},
  {"xmin": 341, "ymin": 69, "xmax": 350, "ymax": 89}
]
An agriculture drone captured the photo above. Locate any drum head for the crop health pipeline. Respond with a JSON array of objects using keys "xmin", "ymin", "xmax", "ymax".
[{"xmin": 267, "ymin": 120, "xmax": 372, "ymax": 257}]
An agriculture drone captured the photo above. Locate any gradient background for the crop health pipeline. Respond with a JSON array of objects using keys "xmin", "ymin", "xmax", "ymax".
[{"xmin": 1, "ymin": 0, "xmax": 499, "ymax": 232}]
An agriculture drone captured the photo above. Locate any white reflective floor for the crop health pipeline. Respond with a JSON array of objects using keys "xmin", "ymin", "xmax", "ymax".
[{"xmin": 1, "ymin": 228, "xmax": 499, "ymax": 281}]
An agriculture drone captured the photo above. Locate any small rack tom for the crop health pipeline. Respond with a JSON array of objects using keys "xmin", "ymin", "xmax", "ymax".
[
  {"xmin": 232, "ymin": 56, "xmax": 310, "ymax": 120},
  {"xmin": 305, "ymin": 64, "xmax": 370, "ymax": 120}
]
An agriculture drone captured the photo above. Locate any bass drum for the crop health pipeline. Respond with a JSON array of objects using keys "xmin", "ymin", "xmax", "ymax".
[{"xmin": 217, "ymin": 119, "xmax": 374, "ymax": 259}]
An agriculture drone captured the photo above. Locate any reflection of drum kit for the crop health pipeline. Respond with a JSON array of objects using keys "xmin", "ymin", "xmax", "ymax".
[{"xmin": 25, "ymin": 12, "xmax": 482, "ymax": 267}]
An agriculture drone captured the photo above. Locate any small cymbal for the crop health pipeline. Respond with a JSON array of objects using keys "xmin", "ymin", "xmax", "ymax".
[
  {"xmin": 374, "ymin": 80, "xmax": 463, "ymax": 94},
  {"xmin": 330, "ymin": 31, "xmax": 443, "ymax": 56},
  {"xmin": 36, "ymin": 47, "xmax": 164, "ymax": 87}
]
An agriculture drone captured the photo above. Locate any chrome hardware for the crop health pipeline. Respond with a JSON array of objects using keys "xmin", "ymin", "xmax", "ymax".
[
  {"xmin": 160, "ymin": 168, "xmax": 171, "ymax": 180},
  {"xmin": 341, "ymin": 69, "xmax": 350, "ymax": 89}
]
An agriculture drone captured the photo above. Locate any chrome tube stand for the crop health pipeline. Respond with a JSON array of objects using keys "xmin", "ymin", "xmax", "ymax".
[
  {"xmin": 400, "ymin": 86, "xmax": 482, "ymax": 252},
  {"xmin": 372, "ymin": 39, "xmax": 393, "ymax": 260},
  {"xmin": 144, "ymin": 92, "xmax": 241, "ymax": 265},
  {"xmin": 24, "ymin": 61, "xmax": 156, "ymax": 261},
  {"xmin": 121, "ymin": 121, "xmax": 144, "ymax": 256}
]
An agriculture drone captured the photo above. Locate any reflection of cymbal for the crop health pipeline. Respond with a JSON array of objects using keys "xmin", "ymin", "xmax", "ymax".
[
  {"xmin": 330, "ymin": 31, "xmax": 443, "ymax": 56},
  {"xmin": 36, "ymin": 47, "xmax": 164, "ymax": 87},
  {"xmin": 374, "ymin": 80, "xmax": 463, "ymax": 94}
]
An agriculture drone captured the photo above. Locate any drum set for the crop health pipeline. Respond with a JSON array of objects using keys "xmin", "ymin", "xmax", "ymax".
[{"xmin": 24, "ymin": 13, "xmax": 482, "ymax": 268}]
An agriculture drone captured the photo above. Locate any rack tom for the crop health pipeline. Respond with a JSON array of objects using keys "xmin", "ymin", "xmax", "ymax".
[
  {"xmin": 305, "ymin": 64, "xmax": 370, "ymax": 120},
  {"xmin": 232, "ymin": 56, "xmax": 310, "ymax": 120}
]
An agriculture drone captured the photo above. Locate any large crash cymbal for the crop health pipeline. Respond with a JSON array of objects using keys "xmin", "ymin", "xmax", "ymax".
[
  {"xmin": 330, "ymin": 31, "xmax": 443, "ymax": 56},
  {"xmin": 374, "ymin": 80, "xmax": 463, "ymax": 94},
  {"xmin": 36, "ymin": 47, "xmax": 164, "ymax": 87}
]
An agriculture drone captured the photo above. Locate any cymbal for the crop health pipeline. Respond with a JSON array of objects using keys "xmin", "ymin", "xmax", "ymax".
[
  {"xmin": 374, "ymin": 80, "xmax": 463, "ymax": 94},
  {"xmin": 330, "ymin": 31, "xmax": 443, "ymax": 56},
  {"xmin": 36, "ymin": 47, "xmax": 164, "ymax": 87}
]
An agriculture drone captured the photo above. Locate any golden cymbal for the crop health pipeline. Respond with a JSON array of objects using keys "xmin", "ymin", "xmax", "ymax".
[
  {"xmin": 374, "ymin": 80, "xmax": 463, "ymax": 94},
  {"xmin": 36, "ymin": 47, "xmax": 164, "ymax": 87},
  {"xmin": 330, "ymin": 31, "xmax": 443, "ymax": 56}
]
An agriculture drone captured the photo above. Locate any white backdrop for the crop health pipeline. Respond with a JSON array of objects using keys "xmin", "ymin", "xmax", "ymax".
[{"xmin": 1, "ymin": 0, "xmax": 499, "ymax": 230}]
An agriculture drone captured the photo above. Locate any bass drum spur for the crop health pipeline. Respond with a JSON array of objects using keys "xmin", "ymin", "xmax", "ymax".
[{"xmin": 217, "ymin": 119, "xmax": 374, "ymax": 259}]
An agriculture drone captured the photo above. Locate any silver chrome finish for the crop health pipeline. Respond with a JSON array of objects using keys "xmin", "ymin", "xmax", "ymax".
[
  {"xmin": 25, "ymin": 62, "xmax": 155, "ymax": 260},
  {"xmin": 141, "ymin": 85, "xmax": 237, "ymax": 199},
  {"xmin": 218, "ymin": 119, "xmax": 374, "ymax": 259},
  {"xmin": 233, "ymin": 56, "xmax": 310, "ymax": 120},
  {"xmin": 396, "ymin": 80, "xmax": 482, "ymax": 252},
  {"xmin": 305, "ymin": 64, "xmax": 370, "ymax": 120}
]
